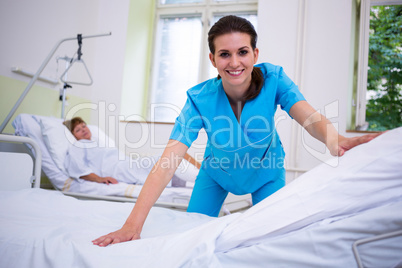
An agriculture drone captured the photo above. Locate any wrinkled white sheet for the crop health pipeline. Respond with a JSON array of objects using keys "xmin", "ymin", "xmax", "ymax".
[
  {"xmin": 0, "ymin": 189, "xmax": 401, "ymax": 268},
  {"xmin": 2, "ymin": 127, "xmax": 401, "ymax": 267},
  {"xmin": 217, "ymin": 201, "xmax": 402, "ymax": 268},
  {"xmin": 0, "ymin": 189, "xmax": 242, "ymax": 268},
  {"xmin": 216, "ymin": 127, "xmax": 402, "ymax": 251}
]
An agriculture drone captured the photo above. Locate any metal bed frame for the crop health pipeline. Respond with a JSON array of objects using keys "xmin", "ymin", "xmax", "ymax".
[
  {"xmin": 352, "ymin": 229, "xmax": 402, "ymax": 268},
  {"xmin": 0, "ymin": 134, "xmax": 42, "ymax": 189}
]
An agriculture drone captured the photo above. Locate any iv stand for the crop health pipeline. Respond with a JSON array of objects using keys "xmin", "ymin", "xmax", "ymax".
[
  {"xmin": 0, "ymin": 32, "xmax": 111, "ymax": 133},
  {"xmin": 57, "ymin": 56, "xmax": 73, "ymax": 118}
]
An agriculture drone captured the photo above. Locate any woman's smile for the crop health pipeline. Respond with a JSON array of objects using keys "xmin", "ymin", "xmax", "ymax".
[{"xmin": 227, "ymin": 69, "xmax": 244, "ymax": 76}]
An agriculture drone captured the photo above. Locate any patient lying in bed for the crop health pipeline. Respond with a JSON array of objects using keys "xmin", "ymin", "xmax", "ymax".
[
  {"xmin": 12, "ymin": 113, "xmax": 198, "ymax": 202},
  {"xmin": 64, "ymin": 117, "xmax": 189, "ymax": 187}
]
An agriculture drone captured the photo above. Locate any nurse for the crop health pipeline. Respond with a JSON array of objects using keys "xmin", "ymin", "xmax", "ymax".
[{"xmin": 93, "ymin": 15, "xmax": 381, "ymax": 246}]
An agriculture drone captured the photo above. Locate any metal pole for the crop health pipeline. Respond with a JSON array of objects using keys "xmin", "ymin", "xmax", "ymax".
[{"xmin": 0, "ymin": 32, "xmax": 111, "ymax": 133}]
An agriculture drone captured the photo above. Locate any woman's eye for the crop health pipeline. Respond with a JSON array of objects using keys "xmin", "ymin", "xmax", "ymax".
[
  {"xmin": 220, "ymin": 52, "xmax": 229, "ymax": 58},
  {"xmin": 239, "ymin": 50, "xmax": 248, "ymax": 56}
]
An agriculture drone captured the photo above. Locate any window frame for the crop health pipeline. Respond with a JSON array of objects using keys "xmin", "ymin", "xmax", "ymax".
[
  {"xmin": 147, "ymin": 0, "xmax": 258, "ymax": 122},
  {"xmin": 353, "ymin": 0, "xmax": 402, "ymax": 130}
]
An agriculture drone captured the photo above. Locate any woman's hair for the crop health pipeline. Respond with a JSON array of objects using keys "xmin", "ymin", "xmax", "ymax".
[
  {"xmin": 63, "ymin": 117, "xmax": 85, "ymax": 134},
  {"xmin": 208, "ymin": 15, "xmax": 258, "ymax": 54},
  {"xmin": 208, "ymin": 15, "xmax": 264, "ymax": 101}
]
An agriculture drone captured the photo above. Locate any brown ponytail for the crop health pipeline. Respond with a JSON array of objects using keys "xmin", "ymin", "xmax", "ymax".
[{"xmin": 244, "ymin": 66, "xmax": 263, "ymax": 101}]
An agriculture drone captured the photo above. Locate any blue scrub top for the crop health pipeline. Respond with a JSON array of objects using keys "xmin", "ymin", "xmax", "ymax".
[{"xmin": 170, "ymin": 62, "xmax": 305, "ymax": 195}]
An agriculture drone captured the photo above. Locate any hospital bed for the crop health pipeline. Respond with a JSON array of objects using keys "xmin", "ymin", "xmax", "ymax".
[
  {"xmin": 10, "ymin": 113, "xmax": 252, "ymax": 213},
  {"xmin": 0, "ymin": 127, "xmax": 401, "ymax": 267},
  {"xmin": 9, "ymin": 113, "xmax": 194, "ymax": 209}
]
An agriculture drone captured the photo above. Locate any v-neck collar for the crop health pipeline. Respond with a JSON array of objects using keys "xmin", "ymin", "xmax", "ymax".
[{"xmin": 218, "ymin": 82, "xmax": 248, "ymax": 126}]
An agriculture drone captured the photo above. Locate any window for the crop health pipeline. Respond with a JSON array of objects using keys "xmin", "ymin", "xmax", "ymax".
[
  {"xmin": 353, "ymin": 0, "xmax": 402, "ymax": 131},
  {"xmin": 148, "ymin": 0, "xmax": 258, "ymax": 122}
]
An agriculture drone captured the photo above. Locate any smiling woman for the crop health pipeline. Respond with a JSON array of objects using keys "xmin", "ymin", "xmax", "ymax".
[{"xmin": 92, "ymin": 15, "xmax": 383, "ymax": 247}]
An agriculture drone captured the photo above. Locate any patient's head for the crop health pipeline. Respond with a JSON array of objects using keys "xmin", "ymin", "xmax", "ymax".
[{"xmin": 64, "ymin": 117, "xmax": 92, "ymax": 140}]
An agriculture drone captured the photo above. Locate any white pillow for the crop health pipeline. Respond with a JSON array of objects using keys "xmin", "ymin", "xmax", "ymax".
[
  {"xmin": 39, "ymin": 117, "xmax": 76, "ymax": 172},
  {"xmin": 87, "ymin": 125, "xmax": 116, "ymax": 148},
  {"xmin": 12, "ymin": 114, "xmax": 71, "ymax": 189}
]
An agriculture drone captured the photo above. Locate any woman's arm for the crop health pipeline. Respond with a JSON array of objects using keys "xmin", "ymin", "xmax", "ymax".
[
  {"xmin": 289, "ymin": 101, "xmax": 382, "ymax": 156},
  {"xmin": 80, "ymin": 173, "xmax": 118, "ymax": 185},
  {"xmin": 184, "ymin": 153, "xmax": 201, "ymax": 169},
  {"xmin": 92, "ymin": 139, "xmax": 189, "ymax": 246}
]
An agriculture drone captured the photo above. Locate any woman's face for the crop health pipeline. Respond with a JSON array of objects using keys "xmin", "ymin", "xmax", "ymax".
[
  {"xmin": 209, "ymin": 32, "xmax": 259, "ymax": 98},
  {"xmin": 73, "ymin": 122, "xmax": 92, "ymax": 140}
]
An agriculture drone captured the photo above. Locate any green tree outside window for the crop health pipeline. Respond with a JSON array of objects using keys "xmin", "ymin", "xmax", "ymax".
[{"xmin": 366, "ymin": 5, "xmax": 402, "ymax": 131}]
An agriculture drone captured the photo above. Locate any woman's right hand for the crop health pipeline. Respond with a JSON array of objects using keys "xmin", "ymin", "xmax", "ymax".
[
  {"xmin": 92, "ymin": 226, "xmax": 141, "ymax": 247},
  {"xmin": 92, "ymin": 140, "xmax": 189, "ymax": 247}
]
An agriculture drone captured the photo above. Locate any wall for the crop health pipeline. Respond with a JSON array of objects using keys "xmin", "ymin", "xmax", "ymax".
[
  {"xmin": 258, "ymin": 0, "xmax": 358, "ymax": 175},
  {"xmin": 0, "ymin": 0, "xmax": 130, "ymax": 133},
  {"xmin": 117, "ymin": 121, "xmax": 207, "ymax": 162},
  {"xmin": 120, "ymin": 1, "xmax": 155, "ymax": 121},
  {"xmin": 0, "ymin": 76, "xmax": 89, "ymax": 133}
]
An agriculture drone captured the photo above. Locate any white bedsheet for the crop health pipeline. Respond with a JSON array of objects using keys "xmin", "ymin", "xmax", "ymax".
[
  {"xmin": 0, "ymin": 189, "xmax": 221, "ymax": 268},
  {"xmin": 216, "ymin": 201, "xmax": 402, "ymax": 268},
  {"xmin": 0, "ymin": 190, "xmax": 401, "ymax": 268},
  {"xmin": 1, "ymin": 127, "xmax": 401, "ymax": 267}
]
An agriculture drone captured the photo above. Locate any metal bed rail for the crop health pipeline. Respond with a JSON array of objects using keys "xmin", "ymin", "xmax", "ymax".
[
  {"xmin": 62, "ymin": 191, "xmax": 189, "ymax": 211},
  {"xmin": 352, "ymin": 229, "xmax": 402, "ymax": 268},
  {"xmin": 0, "ymin": 134, "xmax": 42, "ymax": 188}
]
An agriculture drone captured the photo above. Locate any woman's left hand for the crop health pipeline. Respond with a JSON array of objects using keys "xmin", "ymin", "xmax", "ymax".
[{"xmin": 330, "ymin": 132, "xmax": 384, "ymax": 157}]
